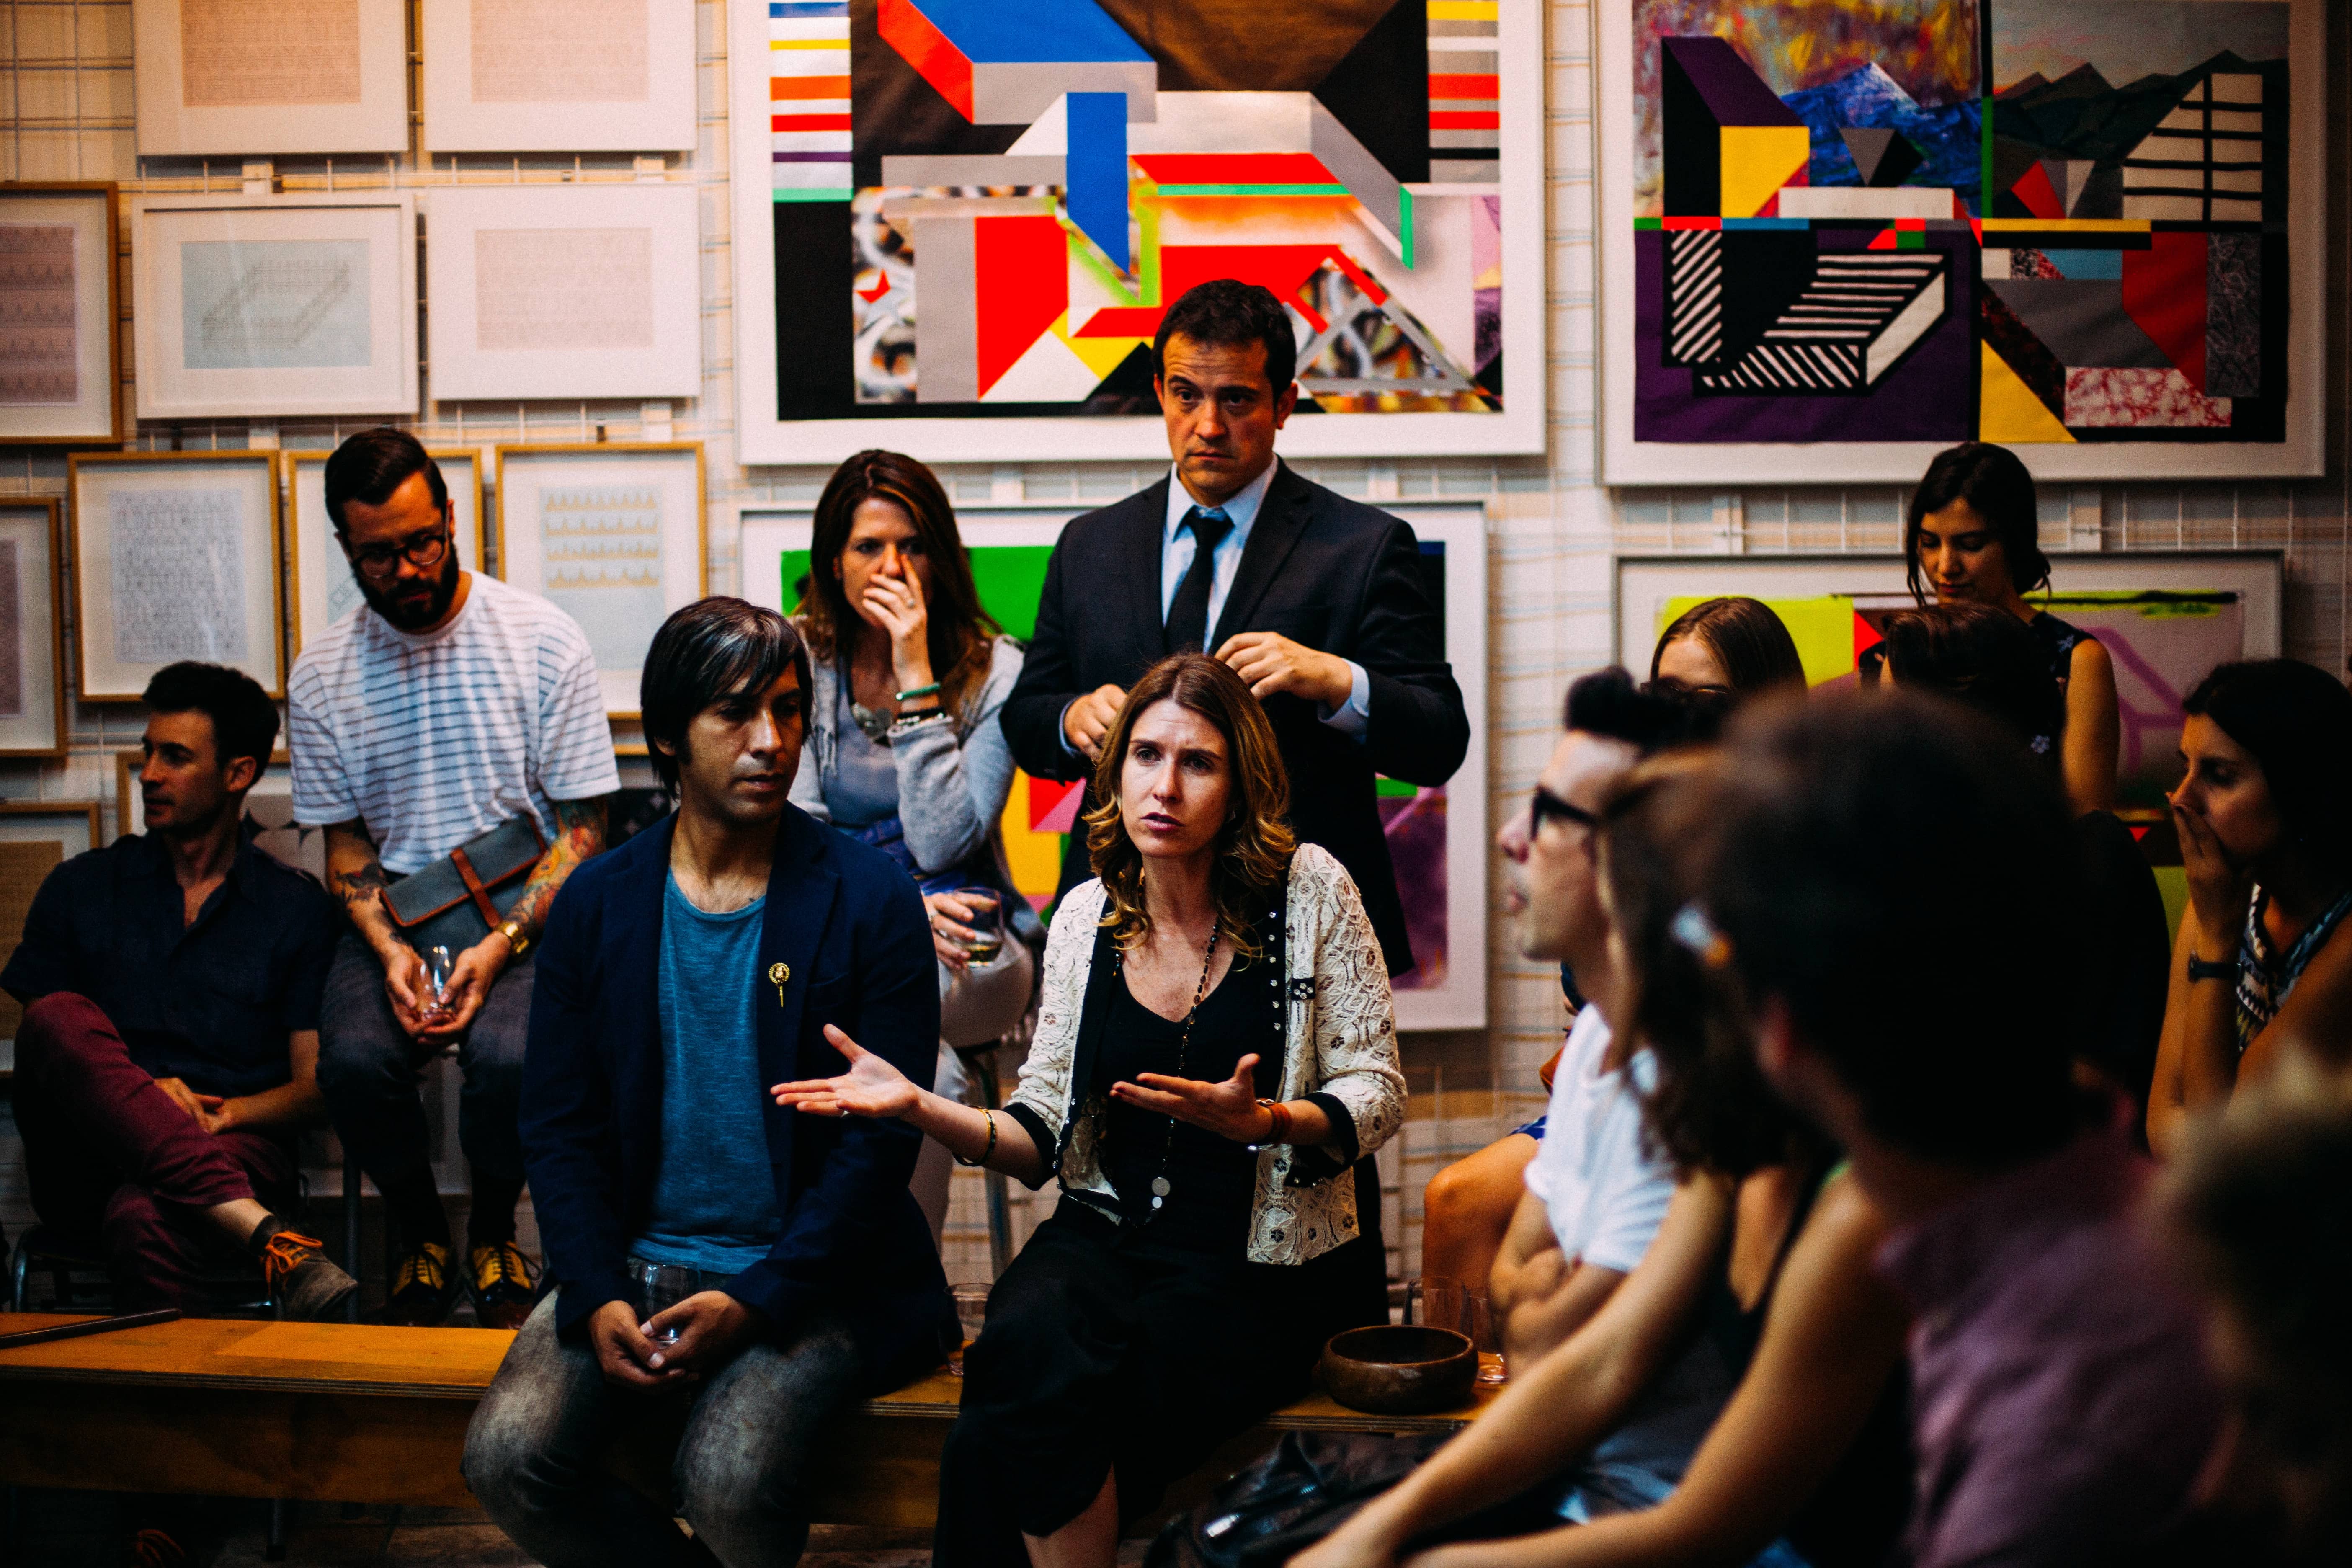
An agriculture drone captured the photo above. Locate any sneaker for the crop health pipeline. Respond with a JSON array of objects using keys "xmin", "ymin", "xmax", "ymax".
[
  {"xmin": 382, "ymin": 1241, "xmax": 457, "ymax": 1326},
  {"xmin": 467, "ymin": 1242, "xmax": 539, "ymax": 1330},
  {"xmin": 257, "ymin": 1228, "xmax": 359, "ymax": 1322}
]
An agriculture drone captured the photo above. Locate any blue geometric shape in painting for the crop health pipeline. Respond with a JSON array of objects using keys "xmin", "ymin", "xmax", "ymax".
[
  {"xmin": 900, "ymin": 0, "xmax": 1149, "ymax": 62},
  {"xmin": 1066, "ymin": 91, "xmax": 1131, "ymax": 272}
]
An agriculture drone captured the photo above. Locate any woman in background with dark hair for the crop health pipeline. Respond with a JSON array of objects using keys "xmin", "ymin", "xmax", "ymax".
[
  {"xmin": 789, "ymin": 449, "xmax": 1033, "ymax": 1238},
  {"xmin": 1863, "ymin": 602, "xmax": 2171, "ymax": 1129},
  {"xmin": 1907, "ymin": 441, "xmax": 2119, "ymax": 814},
  {"xmin": 1647, "ymin": 596, "xmax": 1806, "ymax": 704},
  {"xmin": 2149, "ymin": 659, "xmax": 2352, "ymax": 1157}
]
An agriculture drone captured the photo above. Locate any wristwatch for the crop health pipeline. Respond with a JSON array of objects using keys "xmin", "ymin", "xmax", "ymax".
[
  {"xmin": 498, "ymin": 917, "xmax": 532, "ymax": 960},
  {"xmin": 2186, "ymin": 954, "xmax": 2237, "ymax": 983}
]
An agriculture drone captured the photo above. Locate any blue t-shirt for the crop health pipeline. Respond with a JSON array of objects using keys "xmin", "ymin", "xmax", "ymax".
[{"xmin": 629, "ymin": 874, "xmax": 784, "ymax": 1275}]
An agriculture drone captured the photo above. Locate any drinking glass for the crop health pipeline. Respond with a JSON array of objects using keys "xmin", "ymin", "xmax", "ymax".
[
  {"xmin": 1420, "ymin": 1275, "xmax": 1507, "ymax": 1385},
  {"xmin": 948, "ymin": 1284, "xmax": 990, "ymax": 1377},
  {"xmin": 952, "ymin": 888, "xmax": 1006, "ymax": 970},
  {"xmin": 630, "ymin": 1260, "xmax": 694, "ymax": 1345},
  {"xmin": 422, "ymin": 944, "xmax": 456, "ymax": 1024}
]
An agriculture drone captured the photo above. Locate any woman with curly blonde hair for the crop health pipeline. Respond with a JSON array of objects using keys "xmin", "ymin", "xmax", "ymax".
[{"xmin": 772, "ymin": 652, "xmax": 1406, "ymax": 1568}]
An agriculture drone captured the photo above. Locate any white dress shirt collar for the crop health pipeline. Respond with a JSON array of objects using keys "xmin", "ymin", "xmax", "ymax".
[{"xmin": 1163, "ymin": 456, "xmax": 1280, "ymax": 545}]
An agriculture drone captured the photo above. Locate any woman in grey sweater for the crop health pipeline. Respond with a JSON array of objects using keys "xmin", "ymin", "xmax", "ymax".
[{"xmin": 787, "ymin": 451, "xmax": 1035, "ymax": 1239}]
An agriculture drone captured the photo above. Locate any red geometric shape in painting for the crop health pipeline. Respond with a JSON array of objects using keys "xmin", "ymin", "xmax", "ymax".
[
  {"xmin": 1028, "ymin": 776, "xmax": 1085, "ymax": 835},
  {"xmin": 1073, "ymin": 244, "xmax": 1383, "ymax": 339},
  {"xmin": 1132, "ymin": 154, "xmax": 1338, "ymax": 186},
  {"xmin": 878, "ymin": 0, "xmax": 974, "ymax": 121},
  {"xmin": 1853, "ymin": 610, "xmax": 1884, "ymax": 664},
  {"xmin": 2122, "ymin": 231, "xmax": 2210, "ymax": 393},
  {"xmin": 2130, "ymin": 825, "xmax": 2151, "ymax": 842},
  {"xmin": 2008, "ymin": 162, "xmax": 2065, "ymax": 221},
  {"xmin": 973, "ymin": 215, "xmax": 1070, "ymax": 397},
  {"xmin": 1866, "ymin": 226, "xmax": 1901, "ymax": 250},
  {"xmin": 858, "ymin": 274, "xmax": 890, "ymax": 304}
]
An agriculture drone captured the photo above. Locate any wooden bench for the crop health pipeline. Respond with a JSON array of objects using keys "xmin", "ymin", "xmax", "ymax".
[{"xmin": 0, "ymin": 1313, "xmax": 1496, "ymax": 1527}]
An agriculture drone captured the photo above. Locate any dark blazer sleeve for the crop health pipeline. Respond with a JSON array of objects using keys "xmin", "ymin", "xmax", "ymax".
[
  {"xmin": 1001, "ymin": 532, "xmax": 1088, "ymax": 782},
  {"xmin": 521, "ymin": 872, "xmax": 633, "ymax": 1338},
  {"xmin": 723, "ymin": 863, "xmax": 941, "ymax": 1337},
  {"xmin": 1354, "ymin": 514, "xmax": 1472, "ymax": 788}
]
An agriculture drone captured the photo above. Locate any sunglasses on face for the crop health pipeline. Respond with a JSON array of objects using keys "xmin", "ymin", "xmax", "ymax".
[{"xmin": 1529, "ymin": 784, "xmax": 1599, "ymax": 836}]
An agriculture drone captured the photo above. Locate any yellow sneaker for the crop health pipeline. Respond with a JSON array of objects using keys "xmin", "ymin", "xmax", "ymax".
[{"xmin": 467, "ymin": 1241, "xmax": 539, "ymax": 1330}]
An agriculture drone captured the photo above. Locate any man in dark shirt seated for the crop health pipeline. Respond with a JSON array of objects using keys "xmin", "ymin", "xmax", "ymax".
[{"xmin": 2, "ymin": 662, "xmax": 354, "ymax": 1318}]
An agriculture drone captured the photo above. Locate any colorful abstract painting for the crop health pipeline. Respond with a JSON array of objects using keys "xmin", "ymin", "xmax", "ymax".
[
  {"xmin": 730, "ymin": 0, "xmax": 1543, "ymax": 463},
  {"xmin": 1600, "ymin": 0, "xmax": 2323, "ymax": 481}
]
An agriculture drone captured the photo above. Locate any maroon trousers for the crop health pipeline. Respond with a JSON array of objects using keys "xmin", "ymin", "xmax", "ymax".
[{"xmin": 13, "ymin": 992, "xmax": 295, "ymax": 1310}]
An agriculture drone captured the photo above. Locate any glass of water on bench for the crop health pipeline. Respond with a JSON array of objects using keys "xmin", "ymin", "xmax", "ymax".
[
  {"xmin": 631, "ymin": 1261, "xmax": 694, "ymax": 1345},
  {"xmin": 949, "ymin": 1284, "xmax": 989, "ymax": 1377},
  {"xmin": 949, "ymin": 888, "xmax": 1005, "ymax": 970}
]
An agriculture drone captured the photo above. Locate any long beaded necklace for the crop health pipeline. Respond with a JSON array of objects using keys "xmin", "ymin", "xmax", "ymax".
[{"xmin": 1142, "ymin": 918, "xmax": 1221, "ymax": 1217}]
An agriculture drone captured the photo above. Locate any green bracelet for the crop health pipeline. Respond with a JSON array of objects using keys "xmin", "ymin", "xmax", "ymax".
[{"xmin": 895, "ymin": 682, "xmax": 941, "ymax": 702}]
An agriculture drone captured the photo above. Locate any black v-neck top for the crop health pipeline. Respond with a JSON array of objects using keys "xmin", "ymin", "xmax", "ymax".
[{"xmin": 1091, "ymin": 952, "xmax": 1283, "ymax": 1253}]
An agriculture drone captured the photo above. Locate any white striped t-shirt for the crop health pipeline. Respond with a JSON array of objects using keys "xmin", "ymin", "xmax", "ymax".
[{"xmin": 289, "ymin": 572, "xmax": 621, "ymax": 873}]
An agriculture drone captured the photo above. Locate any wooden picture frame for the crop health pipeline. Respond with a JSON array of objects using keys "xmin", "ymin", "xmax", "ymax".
[
  {"xmin": 0, "ymin": 500, "xmax": 70, "ymax": 758},
  {"xmin": 69, "ymin": 450, "xmax": 286, "ymax": 702},
  {"xmin": 493, "ymin": 442, "xmax": 707, "ymax": 719},
  {"xmin": 130, "ymin": 191, "xmax": 420, "ymax": 421},
  {"xmin": 132, "ymin": 0, "xmax": 410, "ymax": 156},
  {"xmin": 420, "ymin": 0, "xmax": 697, "ymax": 153},
  {"xmin": 0, "ymin": 799, "xmax": 103, "ymax": 1075},
  {"xmin": 0, "ymin": 181, "xmax": 124, "ymax": 445},
  {"xmin": 284, "ymin": 446, "xmax": 486, "ymax": 658}
]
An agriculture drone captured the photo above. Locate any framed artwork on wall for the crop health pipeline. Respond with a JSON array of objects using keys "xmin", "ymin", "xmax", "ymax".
[
  {"xmin": 420, "ymin": 0, "xmax": 697, "ymax": 152},
  {"xmin": 0, "ymin": 800, "xmax": 102, "ymax": 1075},
  {"xmin": 725, "ymin": 0, "xmax": 1547, "ymax": 465},
  {"xmin": 0, "ymin": 501, "xmax": 69, "ymax": 759},
  {"xmin": 132, "ymin": 0, "xmax": 410, "ymax": 156},
  {"xmin": 423, "ymin": 184, "xmax": 702, "ymax": 402},
  {"xmin": 0, "ymin": 183, "xmax": 123, "ymax": 446},
  {"xmin": 739, "ymin": 497, "xmax": 1490, "ymax": 1030},
  {"xmin": 130, "ymin": 193, "xmax": 420, "ymax": 420},
  {"xmin": 1596, "ymin": 0, "xmax": 2327, "ymax": 483},
  {"xmin": 69, "ymin": 451, "xmax": 286, "ymax": 702},
  {"xmin": 285, "ymin": 446, "xmax": 485, "ymax": 657},
  {"xmin": 494, "ymin": 442, "xmax": 707, "ymax": 718}
]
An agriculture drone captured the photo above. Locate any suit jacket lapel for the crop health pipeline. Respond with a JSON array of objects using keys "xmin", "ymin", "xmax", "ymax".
[
  {"xmin": 757, "ymin": 808, "xmax": 839, "ymax": 1182},
  {"xmin": 1211, "ymin": 461, "xmax": 1313, "ymax": 649},
  {"xmin": 612, "ymin": 816, "xmax": 675, "ymax": 1161},
  {"xmin": 1126, "ymin": 477, "xmax": 1173, "ymax": 665}
]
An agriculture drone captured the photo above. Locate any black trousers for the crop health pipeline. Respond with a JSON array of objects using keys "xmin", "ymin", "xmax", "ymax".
[{"xmin": 933, "ymin": 1202, "xmax": 1369, "ymax": 1566}]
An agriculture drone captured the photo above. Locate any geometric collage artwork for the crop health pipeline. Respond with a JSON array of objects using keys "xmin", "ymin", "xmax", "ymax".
[
  {"xmin": 1632, "ymin": 0, "xmax": 2291, "ymax": 447},
  {"xmin": 764, "ymin": 0, "xmax": 1506, "ymax": 423}
]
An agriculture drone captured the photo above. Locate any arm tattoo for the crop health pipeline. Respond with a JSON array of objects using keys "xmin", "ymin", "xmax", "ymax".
[
  {"xmin": 503, "ymin": 796, "xmax": 611, "ymax": 947},
  {"xmin": 324, "ymin": 820, "xmax": 390, "ymax": 914}
]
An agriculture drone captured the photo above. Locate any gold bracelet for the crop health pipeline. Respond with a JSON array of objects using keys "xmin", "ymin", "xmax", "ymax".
[
  {"xmin": 498, "ymin": 917, "xmax": 531, "ymax": 960},
  {"xmin": 954, "ymin": 1109, "xmax": 997, "ymax": 1168}
]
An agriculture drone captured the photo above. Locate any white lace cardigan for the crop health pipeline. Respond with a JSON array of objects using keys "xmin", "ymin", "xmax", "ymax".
[{"xmin": 1003, "ymin": 843, "xmax": 1407, "ymax": 1265}]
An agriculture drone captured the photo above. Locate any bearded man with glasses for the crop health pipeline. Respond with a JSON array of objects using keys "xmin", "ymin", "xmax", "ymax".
[{"xmin": 290, "ymin": 428, "xmax": 619, "ymax": 1328}]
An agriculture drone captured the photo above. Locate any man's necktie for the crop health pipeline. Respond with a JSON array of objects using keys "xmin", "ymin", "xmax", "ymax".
[{"xmin": 1163, "ymin": 506, "xmax": 1234, "ymax": 654}]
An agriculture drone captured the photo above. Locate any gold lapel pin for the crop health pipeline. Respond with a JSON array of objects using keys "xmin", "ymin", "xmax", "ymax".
[{"xmin": 768, "ymin": 961, "xmax": 791, "ymax": 1004}]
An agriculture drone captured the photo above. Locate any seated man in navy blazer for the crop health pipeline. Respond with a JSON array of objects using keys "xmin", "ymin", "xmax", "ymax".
[{"xmin": 464, "ymin": 598, "xmax": 954, "ymax": 1568}]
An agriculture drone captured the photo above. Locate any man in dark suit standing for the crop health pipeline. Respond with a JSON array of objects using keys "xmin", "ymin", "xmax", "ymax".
[
  {"xmin": 465, "ymin": 598, "xmax": 953, "ymax": 1568},
  {"xmin": 1002, "ymin": 279, "xmax": 1471, "ymax": 978}
]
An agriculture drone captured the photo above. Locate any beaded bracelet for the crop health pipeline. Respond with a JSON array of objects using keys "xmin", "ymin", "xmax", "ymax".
[
  {"xmin": 1256, "ymin": 1098, "xmax": 1293, "ymax": 1144},
  {"xmin": 895, "ymin": 682, "xmax": 942, "ymax": 701},
  {"xmin": 955, "ymin": 1109, "xmax": 998, "ymax": 1167}
]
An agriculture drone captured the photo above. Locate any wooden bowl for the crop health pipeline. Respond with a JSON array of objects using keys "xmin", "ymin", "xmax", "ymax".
[{"xmin": 1318, "ymin": 1325, "xmax": 1477, "ymax": 1415}]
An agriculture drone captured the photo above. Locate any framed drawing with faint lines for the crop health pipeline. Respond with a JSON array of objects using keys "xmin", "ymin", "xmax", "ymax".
[
  {"xmin": 0, "ymin": 501, "xmax": 69, "ymax": 759},
  {"xmin": 424, "ymin": 184, "xmax": 702, "ymax": 402},
  {"xmin": 420, "ymin": 0, "xmax": 698, "ymax": 152},
  {"xmin": 726, "ymin": 0, "xmax": 1546, "ymax": 465},
  {"xmin": 494, "ymin": 443, "xmax": 707, "ymax": 718},
  {"xmin": 69, "ymin": 451, "xmax": 286, "ymax": 703},
  {"xmin": 132, "ymin": 0, "xmax": 410, "ymax": 155},
  {"xmin": 285, "ymin": 447, "xmax": 485, "ymax": 657},
  {"xmin": 130, "ymin": 193, "xmax": 420, "ymax": 420},
  {"xmin": 0, "ymin": 800, "xmax": 102, "ymax": 1074},
  {"xmin": 0, "ymin": 183, "xmax": 123, "ymax": 446}
]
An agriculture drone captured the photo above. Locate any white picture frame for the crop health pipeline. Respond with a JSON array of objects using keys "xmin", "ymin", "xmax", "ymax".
[
  {"xmin": 0, "ymin": 183, "xmax": 124, "ymax": 446},
  {"xmin": 420, "ymin": 0, "xmax": 697, "ymax": 152},
  {"xmin": 424, "ymin": 183, "xmax": 702, "ymax": 402},
  {"xmin": 1595, "ymin": 0, "xmax": 2327, "ymax": 484},
  {"xmin": 130, "ymin": 192, "xmax": 420, "ymax": 420},
  {"xmin": 0, "ymin": 801, "xmax": 102, "ymax": 1075},
  {"xmin": 132, "ymin": 0, "xmax": 409, "ymax": 156},
  {"xmin": 494, "ymin": 442, "xmax": 707, "ymax": 718},
  {"xmin": 738, "ymin": 498, "xmax": 1489, "ymax": 1032},
  {"xmin": 724, "ymin": 0, "xmax": 1547, "ymax": 465},
  {"xmin": 284, "ymin": 447, "xmax": 486, "ymax": 658},
  {"xmin": 0, "ymin": 502, "xmax": 69, "ymax": 759},
  {"xmin": 69, "ymin": 451, "xmax": 286, "ymax": 703}
]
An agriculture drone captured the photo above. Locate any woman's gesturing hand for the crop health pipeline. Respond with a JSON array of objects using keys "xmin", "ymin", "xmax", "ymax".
[
  {"xmin": 771, "ymin": 1025, "xmax": 920, "ymax": 1119},
  {"xmin": 1110, "ymin": 1052, "xmax": 1271, "ymax": 1143},
  {"xmin": 2174, "ymin": 797, "xmax": 2252, "ymax": 950},
  {"xmin": 862, "ymin": 568, "xmax": 933, "ymax": 693}
]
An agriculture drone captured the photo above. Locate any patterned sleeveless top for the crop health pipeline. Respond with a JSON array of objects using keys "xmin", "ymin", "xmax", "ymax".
[
  {"xmin": 2022, "ymin": 611, "xmax": 2091, "ymax": 767},
  {"xmin": 2234, "ymin": 885, "xmax": 2352, "ymax": 1052}
]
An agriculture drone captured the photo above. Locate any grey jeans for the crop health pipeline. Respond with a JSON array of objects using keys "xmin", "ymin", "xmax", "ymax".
[{"xmin": 464, "ymin": 1289, "xmax": 862, "ymax": 1568}]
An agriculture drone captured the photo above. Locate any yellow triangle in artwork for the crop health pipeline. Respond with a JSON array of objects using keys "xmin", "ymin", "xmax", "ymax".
[
  {"xmin": 1053, "ymin": 312, "xmax": 1145, "ymax": 381},
  {"xmin": 1979, "ymin": 344, "xmax": 2075, "ymax": 444},
  {"xmin": 1718, "ymin": 126, "xmax": 1811, "ymax": 219}
]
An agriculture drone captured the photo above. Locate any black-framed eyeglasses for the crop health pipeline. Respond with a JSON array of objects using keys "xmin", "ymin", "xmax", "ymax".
[
  {"xmin": 348, "ymin": 526, "xmax": 451, "ymax": 582},
  {"xmin": 1530, "ymin": 784, "xmax": 1599, "ymax": 835}
]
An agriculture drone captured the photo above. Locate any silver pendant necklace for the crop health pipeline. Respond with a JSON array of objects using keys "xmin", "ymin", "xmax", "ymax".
[{"xmin": 1146, "ymin": 919, "xmax": 1221, "ymax": 1215}]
